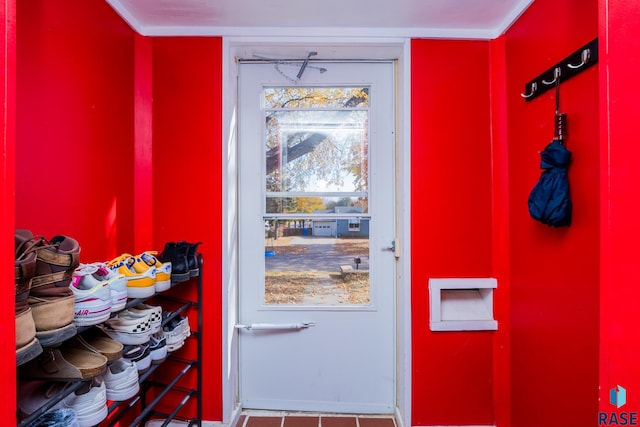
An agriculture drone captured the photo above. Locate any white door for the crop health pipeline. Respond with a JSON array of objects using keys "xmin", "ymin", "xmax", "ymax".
[{"xmin": 238, "ymin": 60, "xmax": 396, "ymax": 414}]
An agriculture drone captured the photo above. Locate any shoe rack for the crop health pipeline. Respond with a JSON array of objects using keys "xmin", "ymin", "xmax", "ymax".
[{"xmin": 17, "ymin": 255, "xmax": 203, "ymax": 427}]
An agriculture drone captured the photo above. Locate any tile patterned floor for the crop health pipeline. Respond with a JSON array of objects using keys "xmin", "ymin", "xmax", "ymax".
[{"xmin": 237, "ymin": 413, "xmax": 396, "ymax": 427}]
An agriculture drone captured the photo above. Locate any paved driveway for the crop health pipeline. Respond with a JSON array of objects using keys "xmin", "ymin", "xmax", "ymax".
[{"xmin": 265, "ymin": 236, "xmax": 370, "ymax": 272}]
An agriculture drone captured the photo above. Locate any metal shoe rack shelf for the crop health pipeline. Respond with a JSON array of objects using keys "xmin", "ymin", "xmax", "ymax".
[{"xmin": 17, "ymin": 255, "xmax": 204, "ymax": 427}]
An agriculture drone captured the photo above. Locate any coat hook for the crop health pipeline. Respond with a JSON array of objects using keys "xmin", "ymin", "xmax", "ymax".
[
  {"xmin": 518, "ymin": 38, "xmax": 598, "ymax": 102},
  {"xmin": 567, "ymin": 48, "xmax": 591, "ymax": 69},
  {"xmin": 521, "ymin": 81, "xmax": 538, "ymax": 99},
  {"xmin": 542, "ymin": 67, "xmax": 562, "ymax": 85}
]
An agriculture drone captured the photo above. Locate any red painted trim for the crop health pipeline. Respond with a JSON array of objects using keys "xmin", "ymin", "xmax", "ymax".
[
  {"xmin": 598, "ymin": 0, "xmax": 640, "ymax": 414},
  {"xmin": 151, "ymin": 36, "xmax": 223, "ymax": 421},
  {"xmin": 598, "ymin": 0, "xmax": 612, "ymax": 413},
  {"xmin": 1, "ymin": 0, "xmax": 16, "ymax": 422},
  {"xmin": 489, "ymin": 34, "xmax": 511, "ymax": 427},
  {"xmin": 134, "ymin": 33, "xmax": 154, "ymax": 253}
]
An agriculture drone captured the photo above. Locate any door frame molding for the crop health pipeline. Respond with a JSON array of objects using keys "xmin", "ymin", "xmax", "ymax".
[{"xmin": 221, "ymin": 36, "xmax": 412, "ymax": 427}]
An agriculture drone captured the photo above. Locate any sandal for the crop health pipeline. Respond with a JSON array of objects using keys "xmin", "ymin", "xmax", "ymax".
[
  {"xmin": 19, "ymin": 346, "xmax": 107, "ymax": 381},
  {"xmin": 67, "ymin": 327, "xmax": 124, "ymax": 362}
]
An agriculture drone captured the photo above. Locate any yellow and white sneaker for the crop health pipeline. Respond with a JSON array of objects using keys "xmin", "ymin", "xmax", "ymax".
[
  {"xmin": 137, "ymin": 252, "xmax": 172, "ymax": 292},
  {"xmin": 107, "ymin": 254, "xmax": 155, "ymax": 298}
]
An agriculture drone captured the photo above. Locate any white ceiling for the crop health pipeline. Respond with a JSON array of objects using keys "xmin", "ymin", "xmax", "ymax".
[{"xmin": 106, "ymin": 0, "xmax": 533, "ymax": 39}]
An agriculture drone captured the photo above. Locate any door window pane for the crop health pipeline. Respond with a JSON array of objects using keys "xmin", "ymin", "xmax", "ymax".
[
  {"xmin": 262, "ymin": 86, "xmax": 371, "ymax": 306},
  {"xmin": 264, "ymin": 87, "xmax": 369, "ymax": 109},
  {"xmin": 264, "ymin": 220, "xmax": 370, "ymax": 306}
]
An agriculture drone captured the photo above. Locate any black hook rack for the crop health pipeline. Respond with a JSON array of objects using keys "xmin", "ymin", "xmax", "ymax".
[{"xmin": 521, "ymin": 38, "xmax": 598, "ymax": 102}]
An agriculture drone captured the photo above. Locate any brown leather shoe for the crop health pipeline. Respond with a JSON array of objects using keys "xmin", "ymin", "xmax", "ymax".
[
  {"xmin": 15, "ymin": 308, "xmax": 42, "ymax": 366},
  {"xmin": 16, "ymin": 230, "xmax": 79, "ymax": 347},
  {"xmin": 15, "ymin": 231, "xmax": 42, "ymax": 366}
]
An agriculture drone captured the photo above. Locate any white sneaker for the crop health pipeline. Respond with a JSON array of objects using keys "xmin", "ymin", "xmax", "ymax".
[
  {"xmin": 89, "ymin": 262, "xmax": 128, "ymax": 312},
  {"xmin": 180, "ymin": 316, "xmax": 191, "ymax": 339},
  {"xmin": 161, "ymin": 312, "xmax": 190, "ymax": 352},
  {"xmin": 70, "ymin": 265, "xmax": 112, "ymax": 326},
  {"xmin": 103, "ymin": 359, "xmax": 139, "ymax": 401},
  {"xmin": 63, "ymin": 377, "xmax": 108, "ymax": 427},
  {"xmin": 98, "ymin": 311, "xmax": 152, "ymax": 345},
  {"xmin": 163, "ymin": 312, "xmax": 191, "ymax": 340}
]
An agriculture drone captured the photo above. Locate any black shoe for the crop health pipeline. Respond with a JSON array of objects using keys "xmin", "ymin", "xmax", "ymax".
[
  {"xmin": 184, "ymin": 241, "xmax": 202, "ymax": 277},
  {"xmin": 158, "ymin": 242, "xmax": 190, "ymax": 284}
]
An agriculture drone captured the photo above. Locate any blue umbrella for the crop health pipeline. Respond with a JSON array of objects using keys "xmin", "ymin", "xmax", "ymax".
[
  {"xmin": 528, "ymin": 74, "xmax": 572, "ymax": 227},
  {"xmin": 528, "ymin": 138, "xmax": 572, "ymax": 227}
]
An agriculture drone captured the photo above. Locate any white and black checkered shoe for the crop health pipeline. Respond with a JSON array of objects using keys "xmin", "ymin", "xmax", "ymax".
[
  {"xmin": 98, "ymin": 311, "xmax": 152, "ymax": 345},
  {"xmin": 127, "ymin": 303, "xmax": 162, "ymax": 334}
]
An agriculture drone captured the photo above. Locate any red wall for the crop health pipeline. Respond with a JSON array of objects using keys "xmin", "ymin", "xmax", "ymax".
[
  {"xmin": 598, "ymin": 0, "xmax": 640, "ymax": 418},
  {"xmin": 152, "ymin": 36, "xmax": 223, "ymax": 421},
  {"xmin": 1, "ymin": 0, "xmax": 17, "ymax": 421},
  {"xmin": 411, "ymin": 39, "xmax": 495, "ymax": 425},
  {"xmin": 504, "ymin": 0, "xmax": 600, "ymax": 425},
  {"xmin": 15, "ymin": 0, "xmax": 135, "ymax": 262},
  {"xmin": 4, "ymin": 1, "xmax": 617, "ymax": 425}
]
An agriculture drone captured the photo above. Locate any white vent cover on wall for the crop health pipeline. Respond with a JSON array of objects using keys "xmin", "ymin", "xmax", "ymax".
[{"xmin": 429, "ymin": 278, "xmax": 498, "ymax": 331}]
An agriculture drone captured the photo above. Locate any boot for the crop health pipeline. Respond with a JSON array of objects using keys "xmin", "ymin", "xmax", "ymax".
[
  {"xmin": 16, "ymin": 230, "xmax": 79, "ymax": 347},
  {"xmin": 184, "ymin": 241, "xmax": 202, "ymax": 277},
  {"xmin": 158, "ymin": 242, "xmax": 190, "ymax": 284},
  {"xmin": 15, "ymin": 232, "xmax": 42, "ymax": 366}
]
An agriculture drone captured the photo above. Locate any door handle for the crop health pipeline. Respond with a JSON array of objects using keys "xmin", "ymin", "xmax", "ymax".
[
  {"xmin": 383, "ymin": 239, "xmax": 400, "ymax": 258},
  {"xmin": 235, "ymin": 322, "xmax": 315, "ymax": 331}
]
